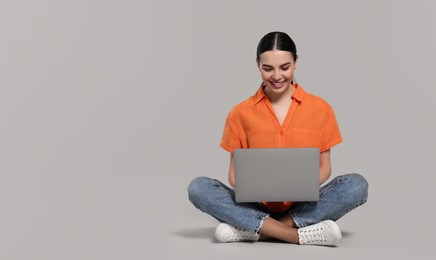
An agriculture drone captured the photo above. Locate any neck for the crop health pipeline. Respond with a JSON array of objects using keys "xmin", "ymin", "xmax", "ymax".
[{"xmin": 264, "ymin": 84, "xmax": 296, "ymax": 104}]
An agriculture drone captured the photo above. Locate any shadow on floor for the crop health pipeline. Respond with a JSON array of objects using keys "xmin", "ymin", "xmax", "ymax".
[
  {"xmin": 173, "ymin": 227, "xmax": 353, "ymax": 245},
  {"xmin": 341, "ymin": 230, "xmax": 353, "ymax": 238},
  {"xmin": 173, "ymin": 227, "xmax": 216, "ymax": 240}
]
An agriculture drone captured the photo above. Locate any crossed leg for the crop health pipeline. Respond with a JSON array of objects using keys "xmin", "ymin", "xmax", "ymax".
[{"xmin": 258, "ymin": 214, "xmax": 299, "ymax": 243}]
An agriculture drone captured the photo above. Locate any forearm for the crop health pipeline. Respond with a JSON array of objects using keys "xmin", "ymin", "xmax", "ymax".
[
  {"xmin": 228, "ymin": 172, "xmax": 235, "ymax": 188},
  {"xmin": 319, "ymin": 149, "xmax": 332, "ymax": 185},
  {"xmin": 228, "ymin": 153, "xmax": 235, "ymax": 188},
  {"xmin": 319, "ymin": 163, "xmax": 331, "ymax": 185}
]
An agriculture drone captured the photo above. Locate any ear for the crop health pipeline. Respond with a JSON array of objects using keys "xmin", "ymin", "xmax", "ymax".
[
  {"xmin": 256, "ymin": 57, "xmax": 260, "ymax": 70},
  {"xmin": 294, "ymin": 55, "xmax": 299, "ymax": 68}
]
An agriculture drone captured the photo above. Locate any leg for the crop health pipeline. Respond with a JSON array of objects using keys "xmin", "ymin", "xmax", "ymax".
[
  {"xmin": 258, "ymin": 217, "xmax": 299, "ymax": 243},
  {"xmin": 260, "ymin": 173, "xmax": 368, "ymax": 245},
  {"xmin": 278, "ymin": 214, "xmax": 297, "ymax": 228},
  {"xmin": 258, "ymin": 210, "xmax": 298, "ymax": 242},
  {"xmin": 290, "ymin": 173, "xmax": 369, "ymax": 227},
  {"xmin": 187, "ymin": 176, "xmax": 269, "ymax": 235}
]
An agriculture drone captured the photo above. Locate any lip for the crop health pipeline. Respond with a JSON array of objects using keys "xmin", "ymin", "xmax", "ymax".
[{"xmin": 270, "ymin": 81, "xmax": 285, "ymax": 89}]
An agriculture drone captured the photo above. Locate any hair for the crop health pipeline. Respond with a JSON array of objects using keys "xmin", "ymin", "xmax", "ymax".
[{"xmin": 256, "ymin": 31, "xmax": 297, "ymax": 62}]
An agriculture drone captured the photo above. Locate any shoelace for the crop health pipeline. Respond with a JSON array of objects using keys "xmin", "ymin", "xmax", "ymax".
[
  {"xmin": 230, "ymin": 227, "xmax": 258, "ymax": 241},
  {"xmin": 299, "ymin": 227, "xmax": 327, "ymax": 244}
]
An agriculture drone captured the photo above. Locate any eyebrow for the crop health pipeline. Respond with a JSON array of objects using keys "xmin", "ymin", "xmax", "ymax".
[{"xmin": 261, "ymin": 62, "xmax": 292, "ymax": 68}]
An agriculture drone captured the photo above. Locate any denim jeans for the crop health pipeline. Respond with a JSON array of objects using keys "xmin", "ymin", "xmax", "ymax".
[{"xmin": 188, "ymin": 173, "xmax": 368, "ymax": 235}]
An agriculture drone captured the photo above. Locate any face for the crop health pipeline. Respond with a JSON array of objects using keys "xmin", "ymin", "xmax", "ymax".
[{"xmin": 257, "ymin": 50, "xmax": 298, "ymax": 96}]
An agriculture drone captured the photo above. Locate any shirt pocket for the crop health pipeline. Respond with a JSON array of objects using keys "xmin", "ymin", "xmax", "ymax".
[{"xmin": 292, "ymin": 127, "xmax": 322, "ymax": 148}]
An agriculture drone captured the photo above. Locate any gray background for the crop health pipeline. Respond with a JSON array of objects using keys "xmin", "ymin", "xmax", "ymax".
[{"xmin": 1, "ymin": 0, "xmax": 435, "ymax": 259}]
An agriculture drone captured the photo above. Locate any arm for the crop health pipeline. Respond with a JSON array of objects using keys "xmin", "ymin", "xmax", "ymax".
[
  {"xmin": 319, "ymin": 149, "xmax": 332, "ymax": 184},
  {"xmin": 228, "ymin": 153, "xmax": 235, "ymax": 188}
]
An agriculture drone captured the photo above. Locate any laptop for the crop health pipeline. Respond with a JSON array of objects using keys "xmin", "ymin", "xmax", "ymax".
[{"xmin": 234, "ymin": 148, "xmax": 320, "ymax": 202}]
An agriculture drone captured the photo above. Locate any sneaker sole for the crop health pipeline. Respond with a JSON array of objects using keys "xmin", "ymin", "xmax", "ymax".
[
  {"xmin": 215, "ymin": 223, "xmax": 232, "ymax": 242},
  {"xmin": 323, "ymin": 220, "xmax": 342, "ymax": 243}
]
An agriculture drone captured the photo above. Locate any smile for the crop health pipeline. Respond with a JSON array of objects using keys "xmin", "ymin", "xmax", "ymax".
[{"xmin": 270, "ymin": 81, "xmax": 285, "ymax": 88}]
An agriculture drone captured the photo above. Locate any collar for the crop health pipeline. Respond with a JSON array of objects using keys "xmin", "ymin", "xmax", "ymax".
[{"xmin": 253, "ymin": 83, "xmax": 305, "ymax": 106}]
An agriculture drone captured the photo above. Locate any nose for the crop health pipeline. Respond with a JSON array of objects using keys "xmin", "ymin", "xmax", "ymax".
[{"xmin": 273, "ymin": 70, "xmax": 282, "ymax": 81}]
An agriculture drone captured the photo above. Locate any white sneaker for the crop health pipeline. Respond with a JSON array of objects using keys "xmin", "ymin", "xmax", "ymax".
[
  {"xmin": 214, "ymin": 223, "xmax": 260, "ymax": 243},
  {"xmin": 298, "ymin": 220, "xmax": 342, "ymax": 246}
]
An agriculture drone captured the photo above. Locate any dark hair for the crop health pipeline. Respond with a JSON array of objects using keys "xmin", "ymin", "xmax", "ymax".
[{"xmin": 256, "ymin": 31, "xmax": 297, "ymax": 61}]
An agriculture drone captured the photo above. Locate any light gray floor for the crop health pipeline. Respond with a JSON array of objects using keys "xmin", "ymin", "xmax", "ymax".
[
  {"xmin": 1, "ymin": 164, "xmax": 431, "ymax": 259},
  {"xmin": 151, "ymin": 168, "xmax": 428, "ymax": 260},
  {"xmin": 153, "ymin": 168, "xmax": 429, "ymax": 260}
]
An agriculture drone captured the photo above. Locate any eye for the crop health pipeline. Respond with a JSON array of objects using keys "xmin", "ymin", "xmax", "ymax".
[
  {"xmin": 263, "ymin": 68, "xmax": 272, "ymax": 72},
  {"xmin": 281, "ymin": 67, "xmax": 290, "ymax": 71}
]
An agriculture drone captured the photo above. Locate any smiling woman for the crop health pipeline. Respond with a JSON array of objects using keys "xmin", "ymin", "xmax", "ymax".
[
  {"xmin": 256, "ymin": 32, "xmax": 298, "ymax": 101},
  {"xmin": 187, "ymin": 31, "xmax": 368, "ymax": 246}
]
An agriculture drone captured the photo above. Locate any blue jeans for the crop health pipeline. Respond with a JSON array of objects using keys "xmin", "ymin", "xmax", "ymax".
[{"xmin": 188, "ymin": 173, "xmax": 368, "ymax": 235}]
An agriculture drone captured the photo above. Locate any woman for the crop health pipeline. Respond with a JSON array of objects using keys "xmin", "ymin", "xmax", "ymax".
[{"xmin": 187, "ymin": 31, "xmax": 368, "ymax": 246}]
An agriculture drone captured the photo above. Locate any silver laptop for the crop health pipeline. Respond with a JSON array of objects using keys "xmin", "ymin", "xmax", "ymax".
[{"xmin": 234, "ymin": 148, "xmax": 320, "ymax": 202}]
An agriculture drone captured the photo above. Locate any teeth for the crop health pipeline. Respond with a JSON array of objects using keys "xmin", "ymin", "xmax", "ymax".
[{"xmin": 272, "ymin": 82, "xmax": 284, "ymax": 87}]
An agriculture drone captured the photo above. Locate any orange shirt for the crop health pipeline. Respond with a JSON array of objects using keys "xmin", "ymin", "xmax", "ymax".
[{"xmin": 220, "ymin": 83, "xmax": 342, "ymax": 213}]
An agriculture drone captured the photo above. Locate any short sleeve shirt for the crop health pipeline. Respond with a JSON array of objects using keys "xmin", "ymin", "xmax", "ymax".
[{"xmin": 220, "ymin": 84, "xmax": 342, "ymax": 213}]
